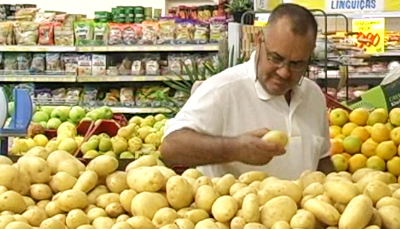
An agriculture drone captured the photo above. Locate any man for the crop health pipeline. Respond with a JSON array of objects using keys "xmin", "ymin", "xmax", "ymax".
[{"xmin": 160, "ymin": 3, "xmax": 333, "ymax": 180}]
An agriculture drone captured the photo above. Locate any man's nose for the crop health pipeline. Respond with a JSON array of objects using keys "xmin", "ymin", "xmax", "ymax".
[{"xmin": 275, "ymin": 65, "xmax": 291, "ymax": 79}]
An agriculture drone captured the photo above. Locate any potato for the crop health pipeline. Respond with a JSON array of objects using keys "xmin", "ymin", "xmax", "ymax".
[
  {"xmin": 369, "ymin": 208, "xmax": 382, "ymax": 227},
  {"xmin": 260, "ymin": 196, "xmax": 297, "ymax": 228},
  {"xmin": 0, "ymin": 156, "xmax": 12, "ymax": 165},
  {"xmin": 11, "ymin": 168, "xmax": 30, "ymax": 195},
  {"xmin": 13, "ymin": 214, "xmax": 27, "ymax": 223},
  {"xmin": 356, "ymin": 171, "xmax": 394, "ymax": 192},
  {"xmin": 52, "ymin": 214, "xmax": 66, "ymax": 225},
  {"xmin": 249, "ymin": 181, "xmax": 261, "ymax": 190},
  {"xmin": 116, "ymin": 214, "xmax": 130, "ymax": 223},
  {"xmin": 22, "ymin": 207, "xmax": 47, "ymax": 227},
  {"xmin": 364, "ymin": 226, "xmax": 380, "ymax": 229},
  {"xmin": 389, "ymin": 184, "xmax": 400, "ymax": 193},
  {"xmin": 0, "ymin": 186, "xmax": 7, "ymax": 196},
  {"xmin": 243, "ymin": 223, "xmax": 266, "ymax": 229},
  {"xmin": 4, "ymin": 221, "xmax": 32, "ymax": 229},
  {"xmin": 37, "ymin": 200, "xmax": 50, "ymax": 209},
  {"xmin": 184, "ymin": 209, "xmax": 209, "ymax": 224},
  {"xmin": 87, "ymin": 208, "xmax": 107, "ymax": 223},
  {"xmin": 86, "ymin": 155, "xmax": 118, "ymax": 177},
  {"xmin": 333, "ymin": 202, "xmax": 347, "ymax": 214},
  {"xmin": 364, "ymin": 180, "xmax": 392, "ymax": 204},
  {"xmin": 160, "ymin": 224, "xmax": 179, "ymax": 229},
  {"xmin": 105, "ymin": 202, "xmax": 125, "ymax": 218},
  {"xmin": 57, "ymin": 190, "xmax": 88, "ymax": 211},
  {"xmin": 39, "ymin": 218, "xmax": 65, "ymax": 229},
  {"xmin": 271, "ymin": 221, "xmax": 290, "ymax": 229},
  {"xmin": 181, "ymin": 169, "xmax": 203, "ymax": 180},
  {"xmin": 212, "ymin": 196, "xmax": 238, "ymax": 223},
  {"xmin": 66, "ymin": 209, "xmax": 90, "ymax": 229},
  {"xmin": 215, "ymin": 222, "xmax": 229, "ymax": 229},
  {"xmin": 119, "ymin": 190, "xmax": 137, "ymax": 213},
  {"xmin": 24, "ymin": 147, "xmax": 50, "ymax": 160},
  {"xmin": 290, "ymin": 209, "xmax": 315, "ymax": 229},
  {"xmin": 229, "ymin": 183, "xmax": 247, "ymax": 196},
  {"xmin": 195, "ymin": 185, "xmax": 219, "ymax": 213},
  {"xmin": 51, "ymin": 192, "xmax": 61, "ymax": 201},
  {"xmin": 0, "ymin": 215, "xmax": 16, "ymax": 229},
  {"xmin": 30, "ymin": 184, "xmax": 52, "ymax": 201},
  {"xmin": 73, "ymin": 170, "xmax": 98, "ymax": 193},
  {"xmin": 111, "ymin": 222, "xmax": 132, "ymax": 229},
  {"xmin": 231, "ymin": 217, "xmax": 246, "ymax": 229},
  {"xmin": 77, "ymin": 226, "xmax": 94, "ymax": 229},
  {"xmin": 127, "ymin": 167, "xmax": 165, "ymax": 193},
  {"xmin": 84, "ymin": 205, "xmax": 97, "ymax": 214},
  {"xmin": 152, "ymin": 208, "xmax": 178, "ymax": 228},
  {"xmin": 232, "ymin": 187, "xmax": 257, "ymax": 206},
  {"xmin": 242, "ymin": 193, "xmax": 259, "ymax": 223},
  {"xmin": 174, "ymin": 218, "xmax": 194, "ymax": 229},
  {"xmin": 45, "ymin": 201, "xmax": 63, "ymax": 217},
  {"xmin": 215, "ymin": 174, "xmax": 235, "ymax": 196},
  {"xmin": 96, "ymin": 193, "xmax": 120, "ymax": 209},
  {"xmin": 376, "ymin": 197, "xmax": 400, "ymax": 210},
  {"xmin": 126, "ymin": 216, "xmax": 156, "ymax": 229},
  {"xmin": 166, "ymin": 176, "xmax": 193, "ymax": 210},
  {"xmin": 324, "ymin": 181, "xmax": 359, "ymax": 204},
  {"xmin": 176, "ymin": 208, "xmax": 194, "ymax": 218},
  {"xmin": 338, "ymin": 195, "xmax": 373, "ymax": 229},
  {"xmin": 23, "ymin": 197, "xmax": 35, "ymax": 207},
  {"xmin": 239, "ymin": 171, "xmax": 267, "ymax": 185},
  {"xmin": 352, "ymin": 168, "xmax": 375, "ymax": 182},
  {"xmin": 194, "ymin": 219, "xmax": 218, "ymax": 229},
  {"xmin": 315, "ymin": 195, "xmax": 333, "ymax": 205},
  {"xmin": 378, "ymin": 205, "xmax": 400, "ymax": 229},
  {"xmin": 0, "ymin": 211, "xmax": 13, "ymax": 216},
  {"xmin": 259, "ymin": 180, "xmax": 302, "ymax": 204},
  {"xmin": 300, "ymin": 171, "xmax": 326, "ymax": 187},
  {"xmin": 125, "ymin": 155, "xmax": 158, "ymax": 172},
  {"xmin": 17, "ymin": 156, "xmax": 51, "ymax": 184},
  {"xmin": 87, "ymin": 185, "xmax": 108, "ymax": 205},
  {"xmin": 258, "ymin": 190, "xmax": 275, "ymax": 206},
  {"xmin": 49, "ymin": 172, "xmax": 77, "ymax": 193},
  {"xmin": 0, "ymin": 165, "xmax": 19, "ymax": 189},
  {"xmin": 303, "ymin": 198, "xmax": 340, "ymax": 226},
  {"xmin": 193, "ymin": 177, "xmax": 213, "ymax": 194},
  {"xmin": 106, "ymin": 172, "xmax": 128, "ymax": 193},
  {"xmin": 92, "ymin": 217, "xmax": 114, "ymax": 229},
  {"xmin": 0, "ymin": 191, "xmax": 26, "ymax": 213},
  {"xmin": 57, "ymin": 160, "xmax": 81, "ymax": 178},
  {"xmin": 303, "ymin": 182, "xmax": 324, "ymax": 197},
  {"xmin": 131, "ymin": 192, "xmax": 168, "ymax": 220},
  {"xmin": 394, "ymin": 189, "xmax": 400, "ymax": 201}
]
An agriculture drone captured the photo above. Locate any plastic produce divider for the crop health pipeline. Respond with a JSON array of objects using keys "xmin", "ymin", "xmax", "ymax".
[{"xmin": 72, "ymin": 121, "xmax": 96, "ymax": 157}]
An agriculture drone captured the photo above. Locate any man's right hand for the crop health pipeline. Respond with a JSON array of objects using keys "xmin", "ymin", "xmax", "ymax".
[{"xmin": 233, "ymin": 128, "xmax": 286, "ymax": 165}]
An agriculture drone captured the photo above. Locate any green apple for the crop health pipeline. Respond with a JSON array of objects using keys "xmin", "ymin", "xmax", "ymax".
[
  {"xmin": 98, "ymin": 133, "xmax": 110, "ymax": 139},
  {"xmin": 58, "ymin": 138, "xmax": 78, "ymax": 154},
  {"xmin": 47, "ymin": 118, "xmax": 62, "ymax": 130},
  {"xmin": 81, "ymin": 140, "xmax": 99, "ymax": 154},
  {"xmin": 99, "ymin": 106, "xmax": 113, "ymax": 120},
  {"xmin": 32, "ymin": 111, "xmax": 49, "ymax": 123},
  {"xmin": 8, "ymin": 102, "xmax": 14, "ymax": 117},
  {"xmin": 39, "ymin": 121, "xmax": 47, "ymax": 129},
  {"xmin": 155, "ymin": 114, "xmax": 166, "ymax": 121},
  {"xmin": 51, "ymin": 106, "xmax": 71, "ymax": 122},
  {"xmin": 40, "ymin": 106, "xmax": 55, "ymax": 117},
  {"xmin": 84, "ymin": 150, "xmax": 100, "ymax": 159},
  {"xmin": 69, "ymin": 106, "xmax": 86, "ymax": 123},
  {"xmin": 153, "ymin": 121, "xmax": 164, "ymax": 131},
  {"xmin": 104, "ymin": 151, "xmax": 117, "ymax": 158},
  {"xmin": 120, "ymin": 151, "xmax": 134, "ymax": 159},
  {"xmin": 86, "ymin": 110, "xmax": 102, "ymax": 121},
  {"xmin": 99, "ymin": 138, "xmax": 112, "ymax": 152}
]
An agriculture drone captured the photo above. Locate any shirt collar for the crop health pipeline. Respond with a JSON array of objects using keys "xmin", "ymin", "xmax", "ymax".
[{"xmin": 246, "ymin": 51, "xmax": 303, "ymax": 102}]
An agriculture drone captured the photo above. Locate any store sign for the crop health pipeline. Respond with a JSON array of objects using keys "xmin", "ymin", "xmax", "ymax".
[{"xmin": 352, "ymin": 18, "xmax": 385, "ymax": 53}]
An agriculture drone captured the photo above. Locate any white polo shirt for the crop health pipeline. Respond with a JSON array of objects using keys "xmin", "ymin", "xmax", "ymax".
[{"xmin": 164, "ymin": 52, "xmax": 330, "ymax": 180}]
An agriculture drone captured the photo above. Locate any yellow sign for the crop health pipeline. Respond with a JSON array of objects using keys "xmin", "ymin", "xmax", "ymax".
[{"xmin": 352, "ymin": 18, "xmax": 385, "ymax": 53}]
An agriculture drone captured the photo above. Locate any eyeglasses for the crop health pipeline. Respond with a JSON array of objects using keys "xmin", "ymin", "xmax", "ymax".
[{"xmin": 264, "ymin": 44, "xmax": 309, "ymax": 72}]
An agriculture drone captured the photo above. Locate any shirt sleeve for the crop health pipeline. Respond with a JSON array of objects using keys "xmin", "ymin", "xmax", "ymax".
[
  {"xmin": 319, "ymin": 97, "xmax": 331, "ymax": 159},
  {"xmin": 164, "ymin": 81, "xmax": 225, "ymax": 137}
]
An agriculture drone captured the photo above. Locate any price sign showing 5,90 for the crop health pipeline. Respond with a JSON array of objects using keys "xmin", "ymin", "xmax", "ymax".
[{"xmin": 352, "ymin": 18, "xmax": 385, "ymax": 54}]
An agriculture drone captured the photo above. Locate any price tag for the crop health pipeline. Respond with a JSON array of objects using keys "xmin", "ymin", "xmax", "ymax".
[{"xmin": 352, "ymin": 18, "xmax": 385, "ymax": 54}]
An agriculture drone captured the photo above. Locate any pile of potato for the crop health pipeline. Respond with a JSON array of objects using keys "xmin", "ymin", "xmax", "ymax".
[{"xmin": 0, "ymin": 146, "xmax": 400, "ymax": 229}]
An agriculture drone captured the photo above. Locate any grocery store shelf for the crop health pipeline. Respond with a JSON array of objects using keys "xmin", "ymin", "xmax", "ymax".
[
  {"xmin": 372, "ymin": 51, "xmax": 400, "ymax": 57},
  {"xmin": 110, "ymin": 107, "xmax": 172, "ymax": 114},
  {"xmin": 0, "ymin": 75, "xmax": 76, "ymax": 82},
  {"xmin": 316, "ymin": 75, "xmax": 384, "ymax": 87},
  {"xmin": 77, "ymin": 75, "xmax": 186, "ymax": 82},
  {"xmin": 76, "ymin": 44, "xmax": 219, "ymax": 52},
  {"xmin": 344, "ymin": 11, "xmax": 400, "ymax": 18},
  {"xmin": 0, "ymin": 46, "xmax": 76, "ymax": 52}
]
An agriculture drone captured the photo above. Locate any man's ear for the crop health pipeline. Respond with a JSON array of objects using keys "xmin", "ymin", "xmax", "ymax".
[{"xmin": 257, "ymin": 31, "xmax": 264, "ymax": 45}]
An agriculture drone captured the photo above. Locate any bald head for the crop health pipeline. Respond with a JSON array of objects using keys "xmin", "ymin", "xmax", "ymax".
[{"xmin": 265, "ymin": 3, "xmax": 318, "ymax": 40}]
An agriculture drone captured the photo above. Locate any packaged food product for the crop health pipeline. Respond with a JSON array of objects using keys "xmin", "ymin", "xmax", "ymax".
[
  {"xmin": 131, "ymin": 58, "xmax": 144, "ymax": 75},
  {"xmin": 17, "ymin": 53, "xmax": 32, "ymax": 71},
  {"xmin": 74, "ymin": 21, "xmax": 94, "ymax": 46},
  {"xmin": 30, "ymin": 53, "xmax": 45, "ymax": 73},
  {"xmin": 118, "ymin": 57, "xmax": 132, "ymax": 75},
  {"xmin": 175, "ymin": 19, "xmax": 194, "ymax": 44},
  {"xmin": 209, "ymin": 17, "xmax": 227, "ymax": 43},
  {"xmin": 78, "ymin": 54, "xmax": 92, "ymax": 76},
  {"xmin": 103, "ymin": 89, "xmax": 120, "ymax": 106},
  {"xmin": 107, "ymin": 66, "xmax": 119, "ymax": 76},
  {"xmin": 194, "ymin": 21, "xmax": 209, "ymax": 44},
  {"xmin": 34, "ymin": 12, "xmax": 55, "ymax": 23},
  {"xmin": 38, "ymin": 23, "xmax": 54, "ymax": 45},
  {"xmin": 54, "ymin": 25, "xmax": 74, "ymax": 46},
  {"xmin": 35, "ymin": 88, "xmax": 52, "ymax": 104},
  {"xmin": 158, "ymin": 17, "xmax": 176, "ymax": 44},
  {"xmin": 62, "ymin": 53, "xmax": 79, "ymax": 74},
  {"xmin": 93, "ymin": 22, "xmax": 109, "ymax": 45},
  {"xmin": 177, "ymin": 5, "xmax": 187, "ymax": 19},
  {"xmin": 0, "ymin": 22, "xmax": 13, "ymax": 45},
  {"xmin": 46, "ymin": 53, "xmax": 62, "ymax": 72},
  {"xmin": 140, "ymin": 21, "xmax": 159, "ymax": 44},
  {"xmin": 108, "ymin": 23, "xmax": 123, "ymax": 45},
  {"xmin": 4, "ymin": 53, "xmax": 18, "ymax": 71},
  {"xmin": 92, "ymin": 54, "xmax": 107, "ymax": 76},
  {"xmin": 120, "ymin": 87, "xmax": 134, "ymax": 105},
  {"xmin": 168, "ymin": 54, "xmax": 181, "ymax": 74},
  {"xmin": 15, "ymin": 8, "xmax": 39, "ymax": 21},
  {"xmin": 14, "ymin": 21, "xmax": 39, "ymax": 45},
  {"xmin": 65, "ymin": 88, "xmax": 81, "ymax": 104},
  {"xmin": 82, "ymin": 87, "xmax": 98, "ymax": 106},
  {"xmin": 122, "ymin": 24, "xmax": 141, "ymax": 45},
  {"xmin": 145, "ymin": 54, "xmax": 160, "ymax": 75},
  {"xmin": 51, "ymin": 88, "xmax": 67, "ymax": 104},
  {"xmin": 0, "ymin": 53, "xmax": 3, "ymax": 70}
]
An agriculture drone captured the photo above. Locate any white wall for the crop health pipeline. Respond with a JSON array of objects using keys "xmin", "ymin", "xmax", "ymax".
[{"xmin": 0, "ymin": 0, "xmax": 166, "ymax": 18}]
